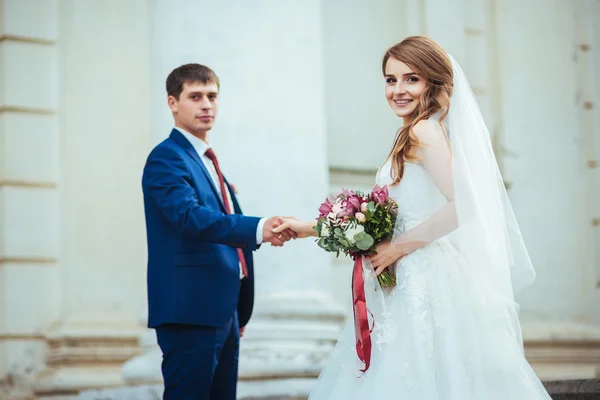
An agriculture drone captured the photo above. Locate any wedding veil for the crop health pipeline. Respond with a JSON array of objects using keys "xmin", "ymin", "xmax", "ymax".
[{"xmin": 390, "ymin": 54, "xmax": 536, "ymax": 297}]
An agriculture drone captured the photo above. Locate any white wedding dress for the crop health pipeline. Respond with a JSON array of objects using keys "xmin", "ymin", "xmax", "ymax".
[{"xmin": 308, "ymin": 159, "xmax": 552, "ymax": 400}]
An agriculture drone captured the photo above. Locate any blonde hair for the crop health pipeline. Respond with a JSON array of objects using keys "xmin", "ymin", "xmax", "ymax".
[{"xmin": 382, "ymin": 36, "xmax": 453, "ymax": 184}]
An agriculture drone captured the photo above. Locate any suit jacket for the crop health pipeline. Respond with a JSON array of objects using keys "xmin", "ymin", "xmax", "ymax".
[{"xmin": 142, "ymin": 129, "xmax": 259, "ymax": 328}]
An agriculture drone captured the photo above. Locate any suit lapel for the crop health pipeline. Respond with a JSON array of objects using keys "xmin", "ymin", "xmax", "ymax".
[
  {"xmin": 170, "ymin": 129, "xmax": 227, "ymax": 213},
  {"xmin": 224, "ymin": 177, "xmax": 242, "ymax": 215}
]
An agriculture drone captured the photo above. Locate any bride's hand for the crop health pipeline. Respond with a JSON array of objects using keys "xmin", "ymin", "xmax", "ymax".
[
  {"xmin": 368, "ymin": 240, "xmax": 405, "ymax": 276},
  {"xmin": 272, "ymin": 217, "xmax": 317, "ymax": 239}
]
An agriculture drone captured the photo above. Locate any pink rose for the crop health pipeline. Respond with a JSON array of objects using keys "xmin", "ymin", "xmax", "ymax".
[
  {"xmin": 360, "ymin": 202, "xmax": 368, "ymax": 213},
  {"xmin": 355, "ymin": 212, "xmax": 366, "ymax": 223}
]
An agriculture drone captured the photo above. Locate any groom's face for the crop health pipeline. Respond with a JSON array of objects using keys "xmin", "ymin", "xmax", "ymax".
[{"xmin": 169, "ymin": 81, "xmax": 219, "ymax": 136}]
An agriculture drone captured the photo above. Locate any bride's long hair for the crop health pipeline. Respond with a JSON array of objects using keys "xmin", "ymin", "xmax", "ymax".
[{"xmin": 382, "ymin": 36, "xmax": 454, "ymax": 184}]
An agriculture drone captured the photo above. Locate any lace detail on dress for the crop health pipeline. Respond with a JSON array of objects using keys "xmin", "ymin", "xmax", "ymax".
[
  {"xmin": 396, "ymin": 242, "xmax": 459, "ymax": 353},
  {"xmin": 372, "ymin": 289, "xmax": 397, "ymax": 350}
]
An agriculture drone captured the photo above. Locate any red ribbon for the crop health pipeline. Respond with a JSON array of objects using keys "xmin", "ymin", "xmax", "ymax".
[{"xmin": 352, "ymin": 255, "xmax": 373, "ymax": 374}]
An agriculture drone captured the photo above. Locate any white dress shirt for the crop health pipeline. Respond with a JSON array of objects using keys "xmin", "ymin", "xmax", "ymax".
[{"xmin": 175, "ymin": 127, "xmax": 266, "ymax": 276}]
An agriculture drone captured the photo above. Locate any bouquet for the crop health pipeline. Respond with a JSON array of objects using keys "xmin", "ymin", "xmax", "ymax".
[{"xmin": 315, "ymin": 185, "xmax": 398, "ymax": 287}]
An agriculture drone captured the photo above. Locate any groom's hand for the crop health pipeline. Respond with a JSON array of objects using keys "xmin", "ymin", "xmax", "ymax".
[{"xmin": 263, "ymin": 216, "xmax": 296, "ymax": 246}]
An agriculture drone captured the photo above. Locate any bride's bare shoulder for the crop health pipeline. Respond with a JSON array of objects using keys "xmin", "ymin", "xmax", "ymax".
[{"xmin": 411, "ymin": 119, "xmax": 444, "ymax": 142}]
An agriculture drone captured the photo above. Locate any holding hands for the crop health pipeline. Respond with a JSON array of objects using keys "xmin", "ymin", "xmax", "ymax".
[
  {"xmin": 262, "ymin": 216, "xmax": 298, "ymax": 246},
  {"xmin": 272, "ymin": 217, "xmax": 317, "ymax": 239},
  {"xmin": 263, "ymin": 216, "xmax": 318, "ymax": 246}
]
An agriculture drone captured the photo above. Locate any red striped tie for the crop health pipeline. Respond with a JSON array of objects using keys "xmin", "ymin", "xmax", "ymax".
[{"xmin": 204, "ymin": 148, "xmax": 249, "ymax": 278}]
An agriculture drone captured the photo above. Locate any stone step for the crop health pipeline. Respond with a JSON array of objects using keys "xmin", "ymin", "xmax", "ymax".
[
  {"xmin": 544, "ymin": 379, "xmax": 600, "ymax": 400},
  {"xmin": 76, "ymin": 380, "xmax": 600, "ymax": 399}
]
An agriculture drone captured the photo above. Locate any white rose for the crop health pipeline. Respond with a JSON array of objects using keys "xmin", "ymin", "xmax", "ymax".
[{"xmin": 344, "ymin": 224, "xmax": 364, "ymax": 244}]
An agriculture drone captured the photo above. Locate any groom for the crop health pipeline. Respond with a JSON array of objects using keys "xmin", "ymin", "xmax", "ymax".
[{"xmin": 142, "ymin": 63, "xmax": 294, "ymax": 400}]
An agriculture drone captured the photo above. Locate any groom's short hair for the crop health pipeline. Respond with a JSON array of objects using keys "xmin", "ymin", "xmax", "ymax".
[{"xmin": 166, "ymin": 63, "xmax": 220, "ymax": 99}]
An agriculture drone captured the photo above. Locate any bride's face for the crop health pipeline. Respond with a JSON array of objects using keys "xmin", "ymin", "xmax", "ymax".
[{"xmin": 384, "ymin": 57, "xmax": 427, "ymax": 120}]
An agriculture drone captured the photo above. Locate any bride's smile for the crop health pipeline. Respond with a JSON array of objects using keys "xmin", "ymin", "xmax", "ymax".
[{"xmin": 384, "ymin": 57, "xmax": 427, "ymax": 122}]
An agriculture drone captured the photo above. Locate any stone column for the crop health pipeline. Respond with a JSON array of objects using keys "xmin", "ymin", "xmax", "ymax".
[
  {"xmin": 119, "ymin": 1, "xmax": 345, "ymax": 398},
  {"xmin": 573, "ymin": 0, "xmax": 600, "ymax": 327},
  {"xmin": 0, "ymin": 0, "xmax": 61, "ymax": 398},
  {"xmin": 31, "ymin": 1, "xmax": 153, "ymax": 398}
]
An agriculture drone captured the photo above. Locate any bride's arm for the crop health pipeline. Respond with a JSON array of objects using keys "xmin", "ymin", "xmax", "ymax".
[
  {"xmin": 370, "ymin": 120, "xmax": 457, "ymax": 272},
  {"xmin": 272, "ymin": 218, "xmax": 318, "ymax": 238},
  {"xmin": 395, "ymin": 120, "xmax": 458, "ymax": 251}
]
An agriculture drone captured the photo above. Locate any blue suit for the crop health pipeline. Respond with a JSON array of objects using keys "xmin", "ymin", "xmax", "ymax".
[{"xmin": 142, "ymin": 129, "xmax": 260, "ymax": 399}]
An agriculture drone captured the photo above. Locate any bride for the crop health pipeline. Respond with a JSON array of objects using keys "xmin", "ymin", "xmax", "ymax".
[{"xmin": 274, "ymin": 36, "xmax": 552, "ymax": 399}]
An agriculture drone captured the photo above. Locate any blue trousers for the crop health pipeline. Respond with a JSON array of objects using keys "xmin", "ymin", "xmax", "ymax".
[{"xmin": 156, "ymin": 313, "xmax": 240, "ymax": 400}]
